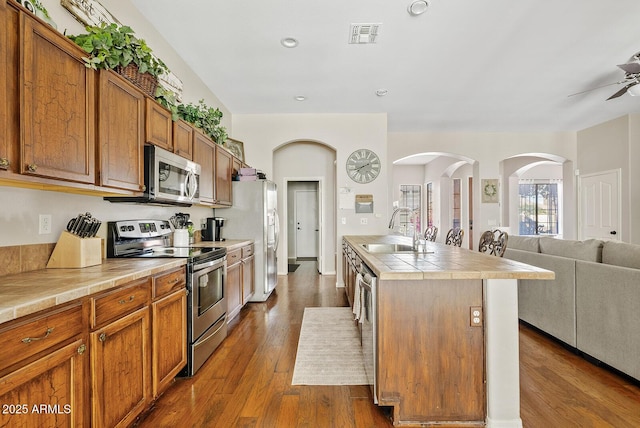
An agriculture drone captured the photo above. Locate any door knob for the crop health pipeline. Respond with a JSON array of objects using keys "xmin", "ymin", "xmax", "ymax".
[{"xmin": 610, "ymin": 231, "xmax": 617, "ymax": 235}]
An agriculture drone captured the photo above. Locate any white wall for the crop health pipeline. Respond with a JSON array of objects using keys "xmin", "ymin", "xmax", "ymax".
[
  {"xmin": 577, "ymin": 114, "xmax": 639, "ymax": 243},
  {"xmin": 232, "ymin": 113, "xmax": 388, "ymax": 282}
]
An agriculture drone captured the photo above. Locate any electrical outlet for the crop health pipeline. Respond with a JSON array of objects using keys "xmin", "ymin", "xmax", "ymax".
[
  {"xmin": 470, "ymin": 306, "xmax": 483, "ymax": 327},
  {"xmin": 360, "ymin": 218, "xmax": 368, "ymax": 225},
  {"xmin": 39, "ymin": 214, "xmax": 52, "ymax": 234}
]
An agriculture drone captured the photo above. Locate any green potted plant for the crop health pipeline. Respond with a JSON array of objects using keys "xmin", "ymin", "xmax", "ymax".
[
  {"xmin": 177, "ymin": 99, "xmax": 228, "ymax": 144},
  {"xmin": 68, "ymin": 23, "xmax": 169, "ymax": 97}
]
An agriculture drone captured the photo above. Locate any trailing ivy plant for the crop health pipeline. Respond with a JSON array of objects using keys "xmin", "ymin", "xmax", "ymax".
[
  {"xmin": 155, "ymin": 86, "xmax": 179, "ymax": 121},
  {"xmin": 177, "ymin": 99, "xmax": 228, "ymax": 144},
  {"xmin": 68, "ymin": 23, "xmax": 169, "ymax": 78}
]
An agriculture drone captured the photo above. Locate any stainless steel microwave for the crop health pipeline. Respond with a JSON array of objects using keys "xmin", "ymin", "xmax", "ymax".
[{"xmin": 105, "ymin": 145, "xmax": 200, "ymax": 206}]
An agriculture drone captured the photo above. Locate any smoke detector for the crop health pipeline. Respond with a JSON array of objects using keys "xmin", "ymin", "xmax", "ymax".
[{"xmin": 349, "ymin": 23, "xmax": 381, "ymax": 44}]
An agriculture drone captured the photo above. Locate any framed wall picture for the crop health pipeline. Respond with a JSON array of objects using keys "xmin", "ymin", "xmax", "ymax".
[
  {"xmin": 481, "ymin": 179, "xmax": 499, "ymax": 203},
  {"xmin": 224, "ymin": 138, "xmax": 245, "ymax": 162}
]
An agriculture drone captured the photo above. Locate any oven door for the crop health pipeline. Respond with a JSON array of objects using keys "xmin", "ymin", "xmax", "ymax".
[{"xmin": 190, "ymin": 257, "xmax": 226, "ymax": 341}]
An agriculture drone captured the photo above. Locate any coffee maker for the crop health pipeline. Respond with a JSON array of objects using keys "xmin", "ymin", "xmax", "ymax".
[{"xmin": 203, "ymin": 217, "xmax": 226, "ymax": 241}]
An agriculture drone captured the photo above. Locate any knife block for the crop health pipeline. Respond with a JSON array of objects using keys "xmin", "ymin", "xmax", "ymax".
[{"xmin": 47, "ymin": 231, "xmax": 102, "ymax": 268}]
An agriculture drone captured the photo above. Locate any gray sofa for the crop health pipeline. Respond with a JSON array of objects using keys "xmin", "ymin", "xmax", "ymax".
[{"xmin": 504, "ymin": 236, "xmax": 640, "ymax": 381}]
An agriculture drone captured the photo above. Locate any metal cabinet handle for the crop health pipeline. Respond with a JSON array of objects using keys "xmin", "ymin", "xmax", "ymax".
[
  {"xmin": 99, "ymin": 333, "xmax": 107, "ymax": 342},
  {"xmin": 27, "ymin": 163, "xmax": 37, "ymax": 172},
  {"xmin": 0, "ymin": 158, "xmax": 9, "ymax": 170},
  {"xmin": 77, "ymin": 344, "xmax": 87, "ymax": 355},
  {"xmin": 22, "ymin": 327, "xmax": 54, "ymax": 343},
  {"xmin": 118, "ymin": 295, "xmax": 135, "ymax": 304}
]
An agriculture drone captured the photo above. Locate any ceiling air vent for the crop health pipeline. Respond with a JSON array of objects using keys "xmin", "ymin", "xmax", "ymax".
[{"xmin": 349, "ymin": 23, "xmax": 381, "ymax": 44}]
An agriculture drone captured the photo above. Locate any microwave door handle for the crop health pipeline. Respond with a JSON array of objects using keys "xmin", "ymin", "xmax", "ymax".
[{"xmin": 185, "ymin": 171, "xmax": 198, "ymax": 199}]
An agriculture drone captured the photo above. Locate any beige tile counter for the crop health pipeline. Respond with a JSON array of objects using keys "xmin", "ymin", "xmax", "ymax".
[
  {"xmin": 344, "ymin": 235, "xmax": 554, "ymax": 281},
  {"xmin": 0, "ymin": 258, "xmax": 186, "ymax": 324}
]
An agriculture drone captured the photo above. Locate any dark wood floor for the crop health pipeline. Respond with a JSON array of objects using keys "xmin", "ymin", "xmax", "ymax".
[{"xmin": 136, "ymin": 261, "xmax": 640, "ymax": 427}]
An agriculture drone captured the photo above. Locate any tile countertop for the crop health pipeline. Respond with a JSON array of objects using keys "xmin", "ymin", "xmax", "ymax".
[
  {"xmin": 0, "ymin": 258, "xmax": 187, "ymax": 324},
  {"xmin": 343, "ymin": 235, "xmax": 555, "ymax": 281},
  {"xmin": 0, "ymin": 239, "xmax": 255, "ymax": 325}
]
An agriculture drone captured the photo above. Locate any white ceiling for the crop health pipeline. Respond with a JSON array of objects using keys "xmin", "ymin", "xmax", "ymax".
[{"xmin": 131, "ymin": 0, "xmax": 640, "ymax": 133}]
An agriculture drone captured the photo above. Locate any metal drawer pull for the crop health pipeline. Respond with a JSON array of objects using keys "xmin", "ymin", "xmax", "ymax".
[
  {"xmin": 0, "ymin": 158, "xmax": 9, "ymax": 169},
  {"xmin": 27, "ymin": 163, "xmax": 37, "ymax": 172},
  {"xmin": 21, "ymin": 327, "xmax": 54, "ymax": 343},
  {"xmin": 118, "ymin": 295, "xmax": 135, "ymax": 304}
]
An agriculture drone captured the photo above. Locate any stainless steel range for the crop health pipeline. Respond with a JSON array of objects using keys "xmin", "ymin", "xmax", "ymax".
[{"xmin": 107, "ymin": 219, "xmax": 227, "ymax": 376}]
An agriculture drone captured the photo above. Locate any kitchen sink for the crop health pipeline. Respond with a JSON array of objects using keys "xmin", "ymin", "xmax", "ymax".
[{"xmin": 360, "ymin": 243, "xmax": 418, "ymax": 253}]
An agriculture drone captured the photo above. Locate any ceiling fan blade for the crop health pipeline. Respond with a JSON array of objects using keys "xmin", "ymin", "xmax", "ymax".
[
  {"xmin": 606, "ymin": 82, "xmax": 638, "ymax": 100},
  {"xmin": 567, "ymin": 81, "xmax": 624, "ymax": 97},
  {"xmin": 617, "ymin": 63, "xmax": 640, "ymax": 74}
]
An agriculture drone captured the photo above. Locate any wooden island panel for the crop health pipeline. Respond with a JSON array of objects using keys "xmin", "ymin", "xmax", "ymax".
[{"xmin": 377, "ymin": 278, "xmax": 485, "ymax": 424}]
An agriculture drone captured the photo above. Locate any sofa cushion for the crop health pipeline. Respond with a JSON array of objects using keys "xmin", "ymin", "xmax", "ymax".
[
  {"xmin": 539, "ymin": 237, "xmax": 603, "ymax": 262},
  {"xmin": 507, "ymin": 235, "xmax": 540, "ymax": 252},
  {"xmin": 602, "ymin": 240, "xmax": 640, "ymax": 269}
]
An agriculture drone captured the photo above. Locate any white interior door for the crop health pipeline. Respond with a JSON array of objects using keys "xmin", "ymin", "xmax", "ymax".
[
  {"xmin": 580, "ymin": 170, "xmax": 620, "ymax": 240},
  {"xmin": 295, "ymin": 190, "xmax": 318, "ymax": 258}
]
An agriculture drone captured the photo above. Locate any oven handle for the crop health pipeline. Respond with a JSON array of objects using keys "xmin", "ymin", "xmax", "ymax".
[{"xmin": 192, "ymin": 256, "xmax": 226, "ymax": 272}]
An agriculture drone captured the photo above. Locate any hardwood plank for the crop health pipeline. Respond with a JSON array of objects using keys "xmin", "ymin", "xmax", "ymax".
[{"xmin": 135, "ymin": 261, "xmax": 640, "ymax": 428}]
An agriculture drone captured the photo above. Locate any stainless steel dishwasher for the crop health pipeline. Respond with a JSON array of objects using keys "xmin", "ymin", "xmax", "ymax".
[{"xmin": 359, "ymin": 263, "xmax": 378, "ymax": 403}]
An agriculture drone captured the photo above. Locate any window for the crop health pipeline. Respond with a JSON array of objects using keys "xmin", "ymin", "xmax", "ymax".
[
  {"xmin": 452, "ymin": 178, "xmax": 461, "ymax": 229},
  {"xmin": 518, "ymin": 182, "xmax": 559, "ymax": 235},
  {"xmin": 426, "ymin": 183, "xmax": 433, "ymax": 227},
  {"xmin": 399, "ymin": 184, "xmax": 421, "ymax": 233}
]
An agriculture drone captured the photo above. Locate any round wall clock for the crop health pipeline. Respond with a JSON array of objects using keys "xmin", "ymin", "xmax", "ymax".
[{"xmin": 346, "ymin": 149, "xmax": 381, "ymax": 183}]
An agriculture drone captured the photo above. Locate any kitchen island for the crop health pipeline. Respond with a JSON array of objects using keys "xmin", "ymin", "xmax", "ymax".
[{"xmin": 342, "ymin": 235, "xmax": 554, "ymax": 428}]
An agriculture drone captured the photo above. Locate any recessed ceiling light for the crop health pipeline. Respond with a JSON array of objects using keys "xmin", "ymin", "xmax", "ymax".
[
  {"xmin": 376, "ymin": 89, "xmax": 388, "ymax": 97},
  {"xmin": 407, "ymin": 0, "xmax": 429, "ymax": 16},
  {"xmin": 294, "ymin": 96, "xmax": 306, "ymax": 101},
  {"xmin": 281, "ymin": 37, "xmax": 299, "ymax": 48}
]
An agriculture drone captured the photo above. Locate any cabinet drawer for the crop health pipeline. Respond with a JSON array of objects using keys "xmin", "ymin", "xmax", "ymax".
[
  {"xmin": 153, "ymin": 267, "xmax": 186, "ymax": 299},
  {"xmin": 91, "ymin": 278, "xmax": 151, "ymax": 328},
  {"xmin": 0, "ymin": 302, "xmax": 84, "ymax": 372},
  {"xmin": 227, "ymin": 248, "xmax": 242, "ymax": 266},
  {"xmin": 241, "ymin": 244, "xmax": 254, "ymax": 259}
]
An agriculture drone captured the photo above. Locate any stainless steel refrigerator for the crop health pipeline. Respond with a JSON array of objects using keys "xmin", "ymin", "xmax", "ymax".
[{"xmin": 222, "ymin": 180, "xmax": 279, "ymax": 302}]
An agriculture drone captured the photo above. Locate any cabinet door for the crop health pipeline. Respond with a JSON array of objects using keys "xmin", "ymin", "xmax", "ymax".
[
  {"xmin": 193, "ymin": 131, "xmax": 215, "ymax": 204},
  {"xmin": 172, "ymin": 119, "xmax": 193, "ymax": 160},
  {"xmin": 0, "ymin": 339, "xmax": 88, "ymax": 428},
  {"xmin": 21, "ymin": 15, "xmax": 95, "ymax": 183},
  {"xmin": 0, "ymin": 2, "xmax": 14, "ymax": 174},
  {"xmin": 91, "ymin": 306, "xmax": 151, "ymax": 428},
  {"xmin": 97, "ymin": 70, "xmax": 145, "ymax": 192},
  {"xmin": 226, "ymin": 260, "xmax": 242, "ymax": 322},
  {"xmin": 242, "ymin": 254, "xmax": 255, "ymax": 303},
  {"xmin": 152, "ymin": 289, "xmax": 187, "ymax": 397},
  {"xmin": 145, "ymin": 98, "xmax": 173, "ymax": 151},
  {"xmin": 214, "ymin": 144, "xmax": 232, "ymax": 206}
]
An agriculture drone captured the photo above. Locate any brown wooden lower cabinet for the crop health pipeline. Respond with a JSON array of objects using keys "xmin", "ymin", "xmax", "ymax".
[
  {"xmin": 152, "ymin": 289, "xmax": 187, "ymax": 397},
  {"xmin": 0, "ymin": 301, "xmax": 89, "ymax": 427},
  {"xmin": 227, "ymin": 243, "xmax": 256, "ymax": 322},
  {"xmin": 0, "ymin": 265, "xmax": 187, "ymax": 428},
  {"xmin": 91, "ymin": 306, "xmax": 151, "ymax": 428}
]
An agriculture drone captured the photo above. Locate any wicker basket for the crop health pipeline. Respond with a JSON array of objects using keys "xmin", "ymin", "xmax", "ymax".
[{"xmin": 115, "ymin": 63, "xmax": 158, "ymax": 97}]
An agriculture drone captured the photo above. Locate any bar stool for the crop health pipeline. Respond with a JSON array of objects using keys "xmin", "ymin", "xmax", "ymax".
[
  {"xmin": 445, "ymin": 227, "xmax": 464, "ymax": 247},
  {"xmin": 478, "ymin": 229, "xmax": 509, "ymax": 257},
  {"xmin": 424, "ymin": 226, "xmax": 438, "ymax": 242}
]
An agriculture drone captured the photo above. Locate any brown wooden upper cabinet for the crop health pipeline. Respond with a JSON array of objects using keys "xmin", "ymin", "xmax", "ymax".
[
  {"xmin": 20, "ymin": 13, "xmax": 96, "ymax": 184},
  {"xmin": 172, "ymin": 119, "xmax": 194, "ymax": 160},
  {"xmin": 214, "ymin": 144, "xmax": 233, "ymax": 206},
  {"xmin": 193, "ymin": 130, "xmax": 215, "ymax": 204},
  {"xmin": 0, "ymin": 1, "xmax": 12, "ymax": 174},
  {"xmin": 145, "ymin": 98, "xmax": 173, "ymax": 152},
  {"xmin": 97, "ymin": 70, "xmax": 145, "ymax": 192}
]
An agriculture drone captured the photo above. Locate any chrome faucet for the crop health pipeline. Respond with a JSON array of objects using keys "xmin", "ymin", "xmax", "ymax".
[{"xmin": 388, "ymin": 207, "xmax": 420, "ymax": 250}]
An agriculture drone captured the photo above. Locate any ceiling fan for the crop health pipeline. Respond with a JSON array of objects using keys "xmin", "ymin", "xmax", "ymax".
[{"xmin": 568, "ymin": 52, "xmax": 640, "ymax": 100}]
